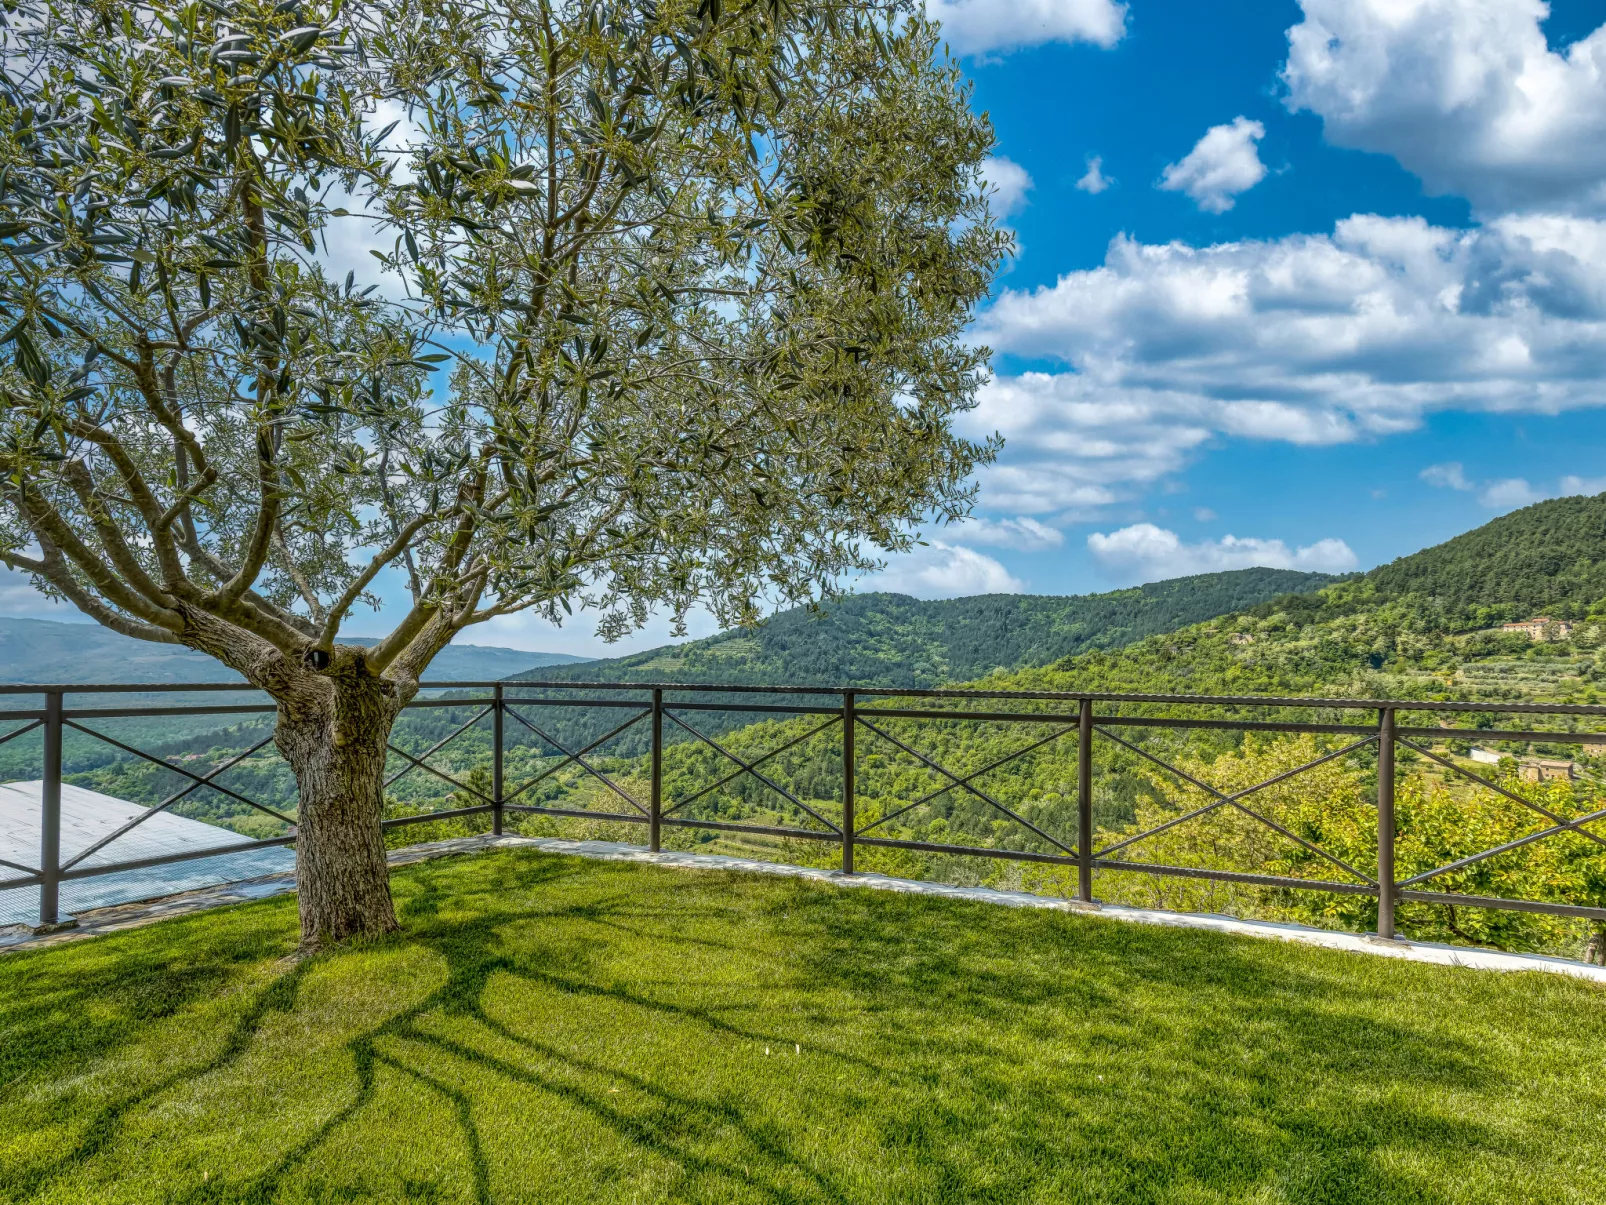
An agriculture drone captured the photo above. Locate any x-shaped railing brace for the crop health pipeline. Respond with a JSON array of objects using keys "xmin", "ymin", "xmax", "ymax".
[
  {"xmin": 853, "ymin": 715, "xmax": 1075, "ymax": 855},
  {"xmin": 661, "ymin": 714, "xmax": 841, "ymax": 820},
  {"xmin": 1395, "ymin": 736, "xmax": 1606, "ymax": 887},
  {"xmin": 384, "ymin": 705, "xmax": 496, "ymax": 804},
  {"xmin": 0, "ymin": 720, "xmax": 44, "ymax": 875},
  {"xmin": 64, "ymin": 721, "xmax": 296, "ymax": 839},
  {"xmin": 59, "ymin": 733, "xmax": 283, "ymax": 873},
  {"xmin": 500, "ymin": 704, "xmax": 650, "ymax": 816},
  {"xmin": 855, "ymin": 721, "xmax": 1076, "ymax": 837},
  {"xmin": 1093, "ymin": 727, "xmax": 1379, "ymax": 886},
  {"xmin": 661, "ymin": 711, "xmax": 842, "ymax": 834}
]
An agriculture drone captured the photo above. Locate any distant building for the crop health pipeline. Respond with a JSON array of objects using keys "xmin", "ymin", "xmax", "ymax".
[
  {"xmin": 1469, "ymin": 747, "xmax": 1503, "ymax": 765},
  {"xmin": 1519, "ymin": 758, "xmax": 1577, "ymax": 783},
  {"xmin": 1502, "ymin": 617, "xmax": 1574, "ymax": 641},
  {"xmin": 1228, "ymin": 632, "xmax": 1255, "ymax": 645},
  {"xmin": 0, "ymin": 781, "xmax": 294, "ymax": 927}
]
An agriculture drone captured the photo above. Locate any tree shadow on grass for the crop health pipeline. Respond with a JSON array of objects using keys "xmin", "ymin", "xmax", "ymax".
[
  {"xmin": 0, "ymin": 898, "xmax": 300, "ymax": 1161},
  {"xmin": 7, "ymin": 850, "xmax": 1602, "ymax": 1204},
  {"xmin": 2, "ymin": 950, "xmax": 311, "ymax": 1201},
  {"xmin": 181, "ymin": 856, "xmax": 896, "ymax": 1204},
  {"xmin": 258, "ymin": 860, "xmax": 1536, "ymax": 1201}
]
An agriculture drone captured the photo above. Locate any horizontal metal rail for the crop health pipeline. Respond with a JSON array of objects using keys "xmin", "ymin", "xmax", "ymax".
[
  {"xmin": 4, "ymin": 678, "xmax": 1605, "ymax": 955},
  {"xmin": 57, "ymin": 834, "xmax": 296, "ymax": 881},
  {"xmin": 1397, "ymin": 890, "xmax": 1606, "ymax": 922},
  {"xmin": 4, "ymin": 676, "xmax": 1605, "ymax": 714},
  {"xmin": 383, "ymin": 805, "xmax": 495, "ymax": 829}
]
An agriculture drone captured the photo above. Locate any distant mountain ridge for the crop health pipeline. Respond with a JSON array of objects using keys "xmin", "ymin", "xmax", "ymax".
[
  {"xmin": 0, "ymin": 617, "xmax": 588, "ymax": 686},
  {"xmin": 511, "ymin": 567, "xmax": 1345, "ymax": 690},
  {"xmin": 1001, "ymin": 493, "xmax": 1606, "ymax": 703},
  {"xmin": 1248, "ymin": 493, "xmax": 1606, "ymax": 632}
]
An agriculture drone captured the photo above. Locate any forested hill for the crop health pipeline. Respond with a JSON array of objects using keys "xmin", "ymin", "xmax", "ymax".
[
  {"xmin": 1250, "ymin": 494, "xmax": 1606, "ymax": 631},
  {"xmin": 511, "ymin": 567, "xmax": 1342, "ymax": 690},
  {"xmin": 993, "ymin": 493, "xmax": 1606, "ymax": 704}
]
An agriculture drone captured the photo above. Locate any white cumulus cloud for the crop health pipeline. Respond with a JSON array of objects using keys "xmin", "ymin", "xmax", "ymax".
[
  {"xmin": 955, "ymin": 373, "xmax": 1216, "ymax": 516},
  {"xmin": 927, "ymin": 0, "xmax": 1126, "ymax": 57},
  {"xmin": 1421, "ymin": 462, "xmax": 1473, "ymax": 490},
  {"xmin": 966, "ymin": 213, "xmax": 1606, "ymax": 513},
  {"xmin": 949, "ymin": 515, "xmax": 1065, "ymax": 551},
  {"xmin": 1087, "ymin": 523, "xmax": 1358, "ymax": 585},
  {"xmin": 861, "ymin": 542, "xmax": 1024, "ymax": 598},
  {"xmin": 1283, "ymin": 0, "xmax": 1606, "ymax": 216},
  {"xmin": 982, "ymin": 156, "xmax": 1034, "ymax": 217},
  {"xmin": 1159, "ymin": 116, "xmax": 1268, "ymax": 213},
  {"xmin": 1076, "ymin": 155, "xmax": 1114, "ymax": 194},
  {"xmin": 1478, "ymin": 477, "xmax": 1546, "ymax": 509},
  {"xmin": 1418, "ymin": 467, "xmax": 1606, "ymax": 511},
  {"xmin": 1561, "ymin": 474, "xmax": 1606, "ymax": 496}
]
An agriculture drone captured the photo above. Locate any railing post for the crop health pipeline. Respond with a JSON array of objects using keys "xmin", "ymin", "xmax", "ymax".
[
  {"xmin": 650, "ymin": 688, "xmax": 663, "ymax": 852},
  {"xmin": 39, "ymin": 689, "xmax": 63, "ymax": 927},
  {"xmin": 1077, "ymin": 697, "xmax": 1094, "ymax": 904},
  {"xmin": 841, "ymin": 689, "xmax": 855, "ymax": 874},
  {"xmin": 491, "ymin": 683, "xmax": 504, "ymax": 837},
  {"xmin": 1377, "ymin": 706, "xmax": 1396, "ymax": 939}
]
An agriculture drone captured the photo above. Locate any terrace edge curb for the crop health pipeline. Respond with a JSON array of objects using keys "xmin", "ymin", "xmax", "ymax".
[{"xmin": 7, "ymin": 832, "xmax": 1606, "ymax": 985}]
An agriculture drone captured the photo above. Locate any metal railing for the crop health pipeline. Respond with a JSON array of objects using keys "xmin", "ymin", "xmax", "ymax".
[{"xmin": 3, "ymin": 680, "xmax": 1605, "ymax": 937}]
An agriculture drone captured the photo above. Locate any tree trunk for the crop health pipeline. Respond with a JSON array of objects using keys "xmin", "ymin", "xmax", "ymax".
[{"xmin": 275, "ymin": 670, "xmax": 403, "ymax": 947}]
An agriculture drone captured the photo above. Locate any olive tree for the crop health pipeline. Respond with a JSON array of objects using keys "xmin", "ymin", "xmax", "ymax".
[{"xmin": 0, "ymin": 0, "xmax": 1006, "ymax": 945}]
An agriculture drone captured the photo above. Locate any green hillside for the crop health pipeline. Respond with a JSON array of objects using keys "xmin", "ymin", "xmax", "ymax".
[
  {"xmin": 0, "ymin": 617, "xmax": 588, "ymax": 686},
  {"xmin": 1013, "ymin": 493, "xmax": 1606, "ymax": 705},
  {"xmin": 1359, "ymin": 493, "xmax": 1606, "ymax": 618},
  {"xmin": 479, "ymin": 493, "xmax": 1606, "ymax": 959},
  {"xmin": 1239, "ymin": 493, "xmax": 1606, "ymax": 636},
  {"xmin": 513, "ymin": 567, "xmax": 1342, "ymax": 690}
]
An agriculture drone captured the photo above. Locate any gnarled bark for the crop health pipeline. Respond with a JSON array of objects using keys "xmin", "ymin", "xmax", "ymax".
[
  {"xmin": 274, "ymin": 661, "xmax": 406, "ymax": 946},
  {"xmin": 173, "ymin": 608, "xmax": 409, "ymax": 946}
]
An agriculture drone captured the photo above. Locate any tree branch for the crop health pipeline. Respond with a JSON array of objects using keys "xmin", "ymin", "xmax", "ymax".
[
  {"xmin": 8, "ymin": 475, "xmax": 183, "ymax": 631},
  {"xmin": 3, "ymin": 542, "xmax": 181, "ymax": 644},
  {"xmin": 59, "ymin": 458, "xmax": 177, "ymax": 610},
  {"xmin": 274, "ymin": 521, "xmax": 327, "ymax": 623},
  {"xmin": 68, "ymin": 419, "xmax": 186, "ymax": 589},
  {"xmin": 315, "ymin": 507, "xmax": 443, "ymax": 649},
  {"xmin": 364, "ymin": 597, "xmax": 439, "ymax": 675}
]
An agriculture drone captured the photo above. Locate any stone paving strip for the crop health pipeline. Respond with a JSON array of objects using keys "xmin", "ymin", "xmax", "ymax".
[{"xmin": 5, "ymin": 832, "xmax": 1605, "ymax": 984}]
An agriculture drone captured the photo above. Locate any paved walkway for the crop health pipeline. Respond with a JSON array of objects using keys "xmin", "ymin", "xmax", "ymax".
[
  {"xmin": 5, "ymin": 833, "xmax": 1606, "ymax": 984},
  {"xmin": 0, "ymin": 837, "xmax": 489, "ymax": 953}
]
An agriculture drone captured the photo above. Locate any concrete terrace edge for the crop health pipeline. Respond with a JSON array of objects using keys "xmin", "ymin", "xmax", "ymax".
[{"xmin": 5, "ymin": 832, "xmax": 1606, "ymax": 984}]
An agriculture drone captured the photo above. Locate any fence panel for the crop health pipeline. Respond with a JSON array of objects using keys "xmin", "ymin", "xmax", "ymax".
[{"xmin": 3, "ymin": 681, "xmax": 1604, "ymax": 952}]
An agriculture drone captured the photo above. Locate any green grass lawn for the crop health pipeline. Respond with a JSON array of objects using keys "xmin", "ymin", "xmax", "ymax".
[{"xmin": 4, "ymin": 849, "xmax": 1606, "ymax": 1204}]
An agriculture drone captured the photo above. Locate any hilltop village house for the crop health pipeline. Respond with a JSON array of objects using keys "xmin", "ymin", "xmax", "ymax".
[
  {"xmin": 1520, "ymin": 757, "xmax": 1578, "ymax": 784},
  {"xmin": 1468, "ymin": 748, "xmax": 1580, "ymax": 782},
  {"xmin": 1502, "ymin": 617, "xmax": 1574, "ymax": 641}
]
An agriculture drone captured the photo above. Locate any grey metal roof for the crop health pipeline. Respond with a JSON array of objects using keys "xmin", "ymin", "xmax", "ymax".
[{"xmin": 0, "ymin": 781, "xmax": 295, "ymax": 926}]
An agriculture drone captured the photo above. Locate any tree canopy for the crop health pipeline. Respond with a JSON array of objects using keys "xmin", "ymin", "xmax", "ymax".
[{"xmin": 0, "ymin": 0, "xmax": 1006, "ymax": 690}]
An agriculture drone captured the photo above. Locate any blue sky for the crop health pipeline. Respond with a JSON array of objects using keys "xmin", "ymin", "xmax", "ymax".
[
  {"xmin": 853, "ymin": 0, "xmax": 1606, "ymax": 618},
  {"xmin": 6, "ymin": 0, "xmax": 1606, "ymax": 658}
]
